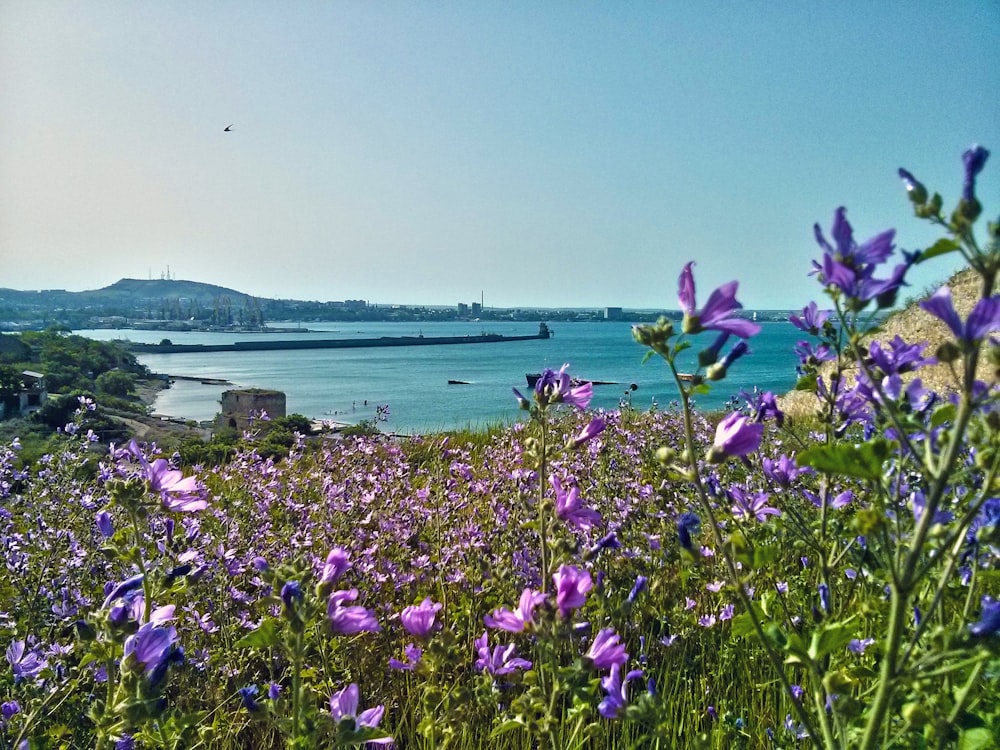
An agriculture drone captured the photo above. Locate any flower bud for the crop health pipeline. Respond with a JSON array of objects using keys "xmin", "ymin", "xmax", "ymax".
[{"xmin": 935, "ymin": 341, "xmax": 962, "ymax": 363}]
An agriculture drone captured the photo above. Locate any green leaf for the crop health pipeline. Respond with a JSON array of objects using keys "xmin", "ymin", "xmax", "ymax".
[
  {"xmin": 957, "ymin": 727, "xmax": 995, "ymax": 750},
  {"xmin": 931, "ymin": 402, "xmax": 957, "ymax": 428},
  {"xmin": 729, "ymin": 612, "xmax": 757, "ymax": 640},
  {"xmin": 235, "ymin": 617, "xmax": 282, "ymax": 649},
  {"xmin": 795, "ymin": 373, "xmax": 817, "ymax": 392},
  {"xmin": 797, "ymin": 440, "xmax": 892, "ymax": 481},
  {"xmin": 753, "ymin": 545, "xmax": 779, "ymax": 568},
  {"xmin": 918, "ymin": 237, "xmax": 960, "ymax": 263},
  {"xmin": 490, "ymin": 719, "xmax": 528, "ymax": 739},
  {"xmin": 808, "ymin": 620, "xmax": 856, "ymax": 661}
]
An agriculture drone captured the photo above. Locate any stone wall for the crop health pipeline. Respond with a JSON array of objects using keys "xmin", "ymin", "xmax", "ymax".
[{"xmin": 215, "ymin": 388, "xmax": 286, "ymax": 431}]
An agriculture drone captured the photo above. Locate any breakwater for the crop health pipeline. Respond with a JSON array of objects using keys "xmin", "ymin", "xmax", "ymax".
[{"xmin": 127, "ymin": 325, "xmax": 550, "ymax": 354}]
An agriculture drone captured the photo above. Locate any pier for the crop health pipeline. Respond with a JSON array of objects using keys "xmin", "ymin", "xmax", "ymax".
[{"xmin": 126, "ymin": 323, "xmax": 551, "ymax": 354}]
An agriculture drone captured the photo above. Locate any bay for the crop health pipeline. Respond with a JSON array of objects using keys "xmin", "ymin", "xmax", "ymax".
[{"xmin": 77, "ymin": 320, "xmax": 804, "ymax": 434}]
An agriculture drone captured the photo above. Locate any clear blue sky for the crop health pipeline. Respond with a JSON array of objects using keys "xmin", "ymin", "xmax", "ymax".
[{"xmin": 1, "ymin": 2, "xmax": 997, "ymax": 309}]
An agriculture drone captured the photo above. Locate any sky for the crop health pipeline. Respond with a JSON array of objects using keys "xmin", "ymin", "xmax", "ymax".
[{"xmin": 1, "ymin": 2, "xmax": 997, "ymax": 310}]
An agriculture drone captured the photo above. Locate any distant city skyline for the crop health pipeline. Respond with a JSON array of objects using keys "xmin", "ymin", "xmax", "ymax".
[{"xmin": 1, "ymin": 3, "xmax": 997, "ymax": 310}]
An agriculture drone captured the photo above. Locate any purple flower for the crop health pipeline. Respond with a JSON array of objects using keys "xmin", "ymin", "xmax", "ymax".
[
  {"xmin": 280, "ymin": 581, "xmax": 303, "ymax": 612},
  {"xmin": 920, "ymin": 286, "xmax": 1000, "ymax": 345},
  {"xmin": 474, "ymin": 631, "xmax": 532, "ymax": 675},
  {"xmin": 866, "ymin": 336, "xmax": 935, "ymax": 376},
  {"xmin": 6, "ymin": 640, "xmax": 47, "ymax": 682},
  {"xmin": 102, "ymin": 574, "xmax": 145, "ymax": 608},
  {"xmin": 627, "ymin": 575, "xmax": 648, "ymax": 604},
  {"xmin": 707, "ymin": 412, "xmax": 763, "ymax": 462},
  {"xmin": 484, "ymin": 588, "xmax": 547, "ymax": 632},
  {"xmin": 677, "ymin": 512, "xmax": 701, "ymax": 551},
  {"xmin": 569, "ymin": 416, "xmax": 606, "ymax": 449},
  {"xmin": 849, "ymin": 638, "xmax": 875, "ymax": 654},
  {"xmin": 128, "ymin": 441, "xmax": 207, "ymax": 512},
  {"xmin": 898, "ymin": 167, "xmax": 928, "ymax": 204},
  {"xmin": 552, "ymin": 475, "xmax": 602, "ymax": 531},
  {"xmin": 123, "ymin": 622, "xmax": 179, "ymax": 677},
  {"xmin": 533, "ymin": 364, "xmax": 593, "ymax": 409},
  {"xmin": 818, "ymin": 583, "xmax": 831, "ymax": 614},
  {"xmin": 400, "ymin": 597, "xmax": 442, "ymax": 638},
  {"xmin": 969, "ymin": 595, "xmax": 1000, "ymax": 638},
  {"xmin": 388, "ymin": 643, "xmax": 423, "ymax": 671},
  {"xmin": 319, "ymin": 547, "xmax": 351, "ymax": 585},
  {"xmin": 678, "ymin": 262, "xmax": 761, "ymax": 339},
  {"xmin": 238, "ymin": 685, "xmax": 263, "ymax": 712},
  {"xmin": 789, "ymin": 301, "xmax": 831, "ymax": 334},
  {"xmin": 813, "ymin": 208, "xmax": 909, "ymax": 309},
  {"xmin": 585, "ymin": 627, "xmax": 628, "ymax": 670},
  {"xmin": 962, "ymin": 144, "xmax": 990, "ymax": 202},
  {"xmin": 552, "ymin": 564, "xmax": 593, "ymax": 618},
  {"xmin": 1, "ymin": 700, "xmax": 19, "ymax": 721},
  {"xmin": 329, "ymin": 683, "xmax": 391, "ymax": 744},
  {"xmin": 327, "ymin": 589, "xmax": 381, "ymax": 635},
  {"xmin": 762, "ymin": 454, "xmax": 811, "ymax": 488},
  {"xmin": 729, "ymin": 487, "xmax": 780, "ymax": 522},
  {"xmin": 598, "ymin": 663, "xmax": 644, "ymax": 719},
  {"xmin": 95, "ymin": 510, "xmax": 114, "ymax": 538}
]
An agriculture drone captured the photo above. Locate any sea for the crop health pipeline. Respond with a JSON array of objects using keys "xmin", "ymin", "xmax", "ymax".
[{"xmin": 76, "ymin": 320, "xmax": 805, "ymax": 434}]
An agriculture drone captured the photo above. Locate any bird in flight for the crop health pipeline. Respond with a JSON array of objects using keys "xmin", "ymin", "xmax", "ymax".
[{"xmin": 224, "ymin": 124, "xmax": 233, "ymax": 132}]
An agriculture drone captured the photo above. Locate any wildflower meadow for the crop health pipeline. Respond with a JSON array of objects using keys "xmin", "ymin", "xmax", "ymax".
[{"xmin": 1, "ymin": 146, "xmax": 998, "ymax": 749}]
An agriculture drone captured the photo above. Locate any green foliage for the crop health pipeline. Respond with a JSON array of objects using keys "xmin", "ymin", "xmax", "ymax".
[{"xmin": 95, "ymin": 369, "xmax": 136, "ymax": 398}]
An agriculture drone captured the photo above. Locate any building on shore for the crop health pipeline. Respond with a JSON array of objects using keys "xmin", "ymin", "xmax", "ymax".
[{"xmin": 215, "ymin": 388, "xmax": 286, "ymax": 431}]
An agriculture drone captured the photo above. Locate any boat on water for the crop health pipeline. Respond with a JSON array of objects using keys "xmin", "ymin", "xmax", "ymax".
[{"xmin": 525, "ymin": 373, "xmax": 618, "ymax": 388}]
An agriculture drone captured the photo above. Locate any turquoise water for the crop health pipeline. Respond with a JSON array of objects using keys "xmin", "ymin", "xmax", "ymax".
[{"xmin": 77, "ymin": 321, "xmax": 803, "ymax": 434}]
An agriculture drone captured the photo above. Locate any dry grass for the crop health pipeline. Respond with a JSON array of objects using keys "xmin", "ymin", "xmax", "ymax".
[{"xmin": 780, "ymin": 267, "xmax": 997, "ymax": 419}]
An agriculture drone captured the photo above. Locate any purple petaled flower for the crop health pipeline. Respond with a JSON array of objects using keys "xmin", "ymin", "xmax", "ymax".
[
  {"xmin": 920, "ymin": 286, "xmax": 1000, "ymax": 346},
  {"xmin": 813, "ymin": 207, "xmax": 910, "ymax": 309},
  {"xmin": 123, "ymin": 622, "xmax": 178, "ymax": 677},
  {"xmin": 238, "ymin": 685, "xmax": 263, "ymax": 712},
  {"xmin": 328, "ymin": 683, "xmax": 391, "ymax": 744},
  {"xmin": 474, "ymin": 631, "xmax": 532, "ymax": 675},
  {"xmin": 280, "ymin": 581, "xmax": 303, "ymax": 611},
  {"xmin": 319, "ymin": 547, "xmax": 351, "ymax": 585},
  {"xmin": 552, "ymin": 564, "xmax": 593, "ymax": 618},
  {"xmin": 729, "ymin": 487, "xmax": 780, "ymax": 522},
  {"xmin": 898, "ymin": 167, "xmax": 928, "ymax": 204},
  {"xmin": 327, "ymin": 589, "xmax": 381, "ymax": 635},
  {"xmin": 400, "ymin": 597, "xmax": 442, "ymax": 638},
  {"xmin": 789, "ymin": 301, "xmax": 831, "ymax": 334},
  {"xmin": 707, "ymin": 412, "xmax": 763, "ymax": 462},
  {"xmin": 598, "ymin": 663, "xmax": 644, "ymax": 719},
  {"xmin": 569, "ymin": 416, "xmax": 606, "ymax": 449},
  {"xmin": 96, "ymin": 510, "xmax": 114, "ymax": 538},
  {"xmin": 866, "ymin": 336, "xmax": 935, "ymax": 376},
  {"xmin": 533, "ymin": 364, "xmax": 593, "ymax": 409},
  {"xmin": 128, "ymin": 440, "xmax": 207, "ymax": 512},
  {"xmin": 552, "ymin": 475, "xmax": 602, "ymax": 532},
  {"xmin": 677, "ymin": 512, "xmax": 701, "ymax": 551},
  {"xmin": 678, "ymin": 262, "xmax": 761, "ymax": 339},
  {"xmin": 102, "ymin": 574, "xmax": 145, "ymax": 608},
  {"xmin": 969, "ymin": 595, "xmax": 1000, "ymax": 638},
  {"xmin": 848, "ymin": 638, "xmax": 875, "ymax": 655},
  {"xmin": 585, "ymin": 627, "xmax": 628, "ymax": 670},
  {"xmin": 742, "ymin": 388, "xmax": 785, "ymax": 426},
  {"xmin": 627, "ymin": 575, "xmax": 648, "ymax": 604},
  {"xmin": 762, "ymin": 454, "xmax": 811, "ymax": 488},
  {"xmin": 1, "ymin": 700, "xmax": 19, "ymax": 721},
  {"xmin": 6, "ymin": 640, "xmax": 47, "ymax": 683},
  {"xmin": 962, "ymin": 144, "xmax": 990, "ymax": 202},
  {"xmin": 388, "ymin": 642, "xmax": 423, "ymax": 671},
  {"xmin": 484, "ymin": 588, "xmax": 547, "ymax": 632},
  {"xmin": 818, "ymin": 583, "xmax": 831, "ymax": 614}
]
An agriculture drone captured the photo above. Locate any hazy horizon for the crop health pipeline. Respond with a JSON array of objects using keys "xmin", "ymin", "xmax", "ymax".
[{"xmin": 2, "ymin": 3, "xmax": 997, "ymax": 310}]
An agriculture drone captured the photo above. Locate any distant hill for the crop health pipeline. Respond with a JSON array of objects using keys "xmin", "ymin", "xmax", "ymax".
[{"xmin": 91, "ymin": 278, "xmax": 250, "ymax": 303}]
